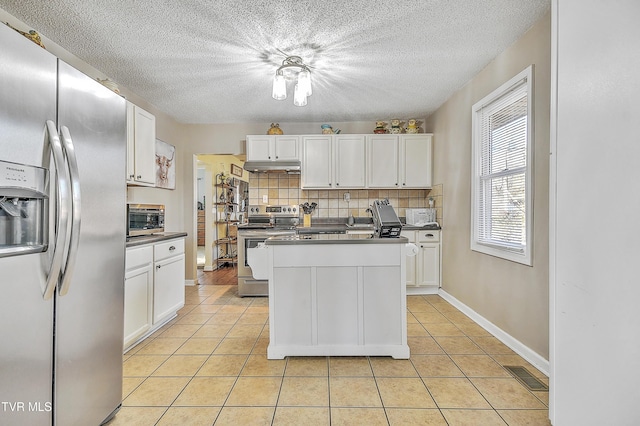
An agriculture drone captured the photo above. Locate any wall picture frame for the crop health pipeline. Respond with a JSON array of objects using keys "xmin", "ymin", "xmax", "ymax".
[
  {"xmin": 155, "ymin": 139, "xmax": 176, "ymax": 189},
  {"xmin": 231, "ymin": 163, "xmax": 243, "ymax": 177}
]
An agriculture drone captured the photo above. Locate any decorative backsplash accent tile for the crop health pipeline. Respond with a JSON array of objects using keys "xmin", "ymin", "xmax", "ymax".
[{"xmin": 248, "ymin": 174, "xmax": 442, "ymax": 221}]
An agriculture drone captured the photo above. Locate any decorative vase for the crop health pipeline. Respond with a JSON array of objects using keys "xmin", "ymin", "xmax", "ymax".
[
  {"xmin": 267, "ymin": 123, "xmax": 283, "ymax": 135},
  {"xmin": 405, "ymin": 118, "xmax": 420, "ymax": 133},
  {"xmin": 389, "ymin": 118, "xmax": 403, "ymax": 134},
  {"xmin": 373, "ymin": 121, "xmax": 387, "ymax": 134},
  {"xmin": 303, "ymin": 214, "xmax": 311, "ymax": 227}
]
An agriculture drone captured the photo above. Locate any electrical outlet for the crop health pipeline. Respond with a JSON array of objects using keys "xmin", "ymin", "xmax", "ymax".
[
  {"xmin": 262, "ymin": 195, "xmax": 268, "ymax": 203},
  {"xmin": 343, "ymin": 192, "xmax": 350, "ymax": 202}
]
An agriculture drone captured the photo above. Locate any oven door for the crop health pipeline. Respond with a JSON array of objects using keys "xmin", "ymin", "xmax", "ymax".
[{"xmin": 237, "ymin": 229, "xmax": 295, "ymax": 278}]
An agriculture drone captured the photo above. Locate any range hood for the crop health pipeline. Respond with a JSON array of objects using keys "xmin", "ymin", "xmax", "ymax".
[{"xmin": 243, "ymin": 160, "xmax": 301, "ymax": 174}]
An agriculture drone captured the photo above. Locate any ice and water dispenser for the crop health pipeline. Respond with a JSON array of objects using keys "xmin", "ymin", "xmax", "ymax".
[{"xmin": 0, "ymin": 160, "xmax": 48, "ymax": 257}]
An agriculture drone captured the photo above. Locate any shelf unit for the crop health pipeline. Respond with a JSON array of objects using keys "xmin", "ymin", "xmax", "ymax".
[
  {"xmin": 197, "ymin": 210, "xmax": 205, "ymax": 246},
  {"xmin": 214, "ymin": 179, "xmax": 238, "ymax": 268}
]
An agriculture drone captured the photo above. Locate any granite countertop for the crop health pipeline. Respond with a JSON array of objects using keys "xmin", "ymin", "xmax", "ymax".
[
  {"xmin": 265, "ymin": 234, "xmax": 409, "ymax": 245},
  {"xmin": 126, "ymin": 232, "xmax": 188, "ymax": 248},
  {"xmin": 237, "ymin": 218, "xmax": 440, "ymax": 233},
  {"xmin": 401, "ymin": 223, "xmax": 441, "ymax": 230},
  {"xmin": 298, "ymin": 222, "xmax": 440, "ymax": 233}
]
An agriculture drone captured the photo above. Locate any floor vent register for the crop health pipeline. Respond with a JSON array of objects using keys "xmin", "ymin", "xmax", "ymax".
[{"xmin": 504, "ymin": 365, "xmax": 549, "ymax": 391}]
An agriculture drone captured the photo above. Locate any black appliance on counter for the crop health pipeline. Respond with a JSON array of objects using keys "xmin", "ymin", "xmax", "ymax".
[{"xmin": 371, "ymin": 199, "xmax": 403, "ymax": 238}]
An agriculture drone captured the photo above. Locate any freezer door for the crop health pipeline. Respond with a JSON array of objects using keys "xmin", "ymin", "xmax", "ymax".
[
  {"xmin": 0, "ymin": 23, "xmax": 57, "ymax": 426},
  {"xmin": 54, "ymin": 61, "xmax": 127, "ymax": 426}
]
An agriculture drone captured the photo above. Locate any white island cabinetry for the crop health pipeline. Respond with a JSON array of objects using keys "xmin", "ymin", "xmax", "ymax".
[
  {"xmin": 258, "ymin": 235, "xmax": 410, "ymax": 359},
  {"xmin": 124, "ymin": 236, "xmax": 186, "ymax": 352}
]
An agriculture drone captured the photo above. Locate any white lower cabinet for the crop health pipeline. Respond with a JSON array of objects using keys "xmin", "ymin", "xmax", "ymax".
[
  {"xmin": 124, "ymin": 246, "xmax": 153, "ymax": 349},
  {"xmin": 417, "ymin": 242, "xmax": 440, "ymax": 287},
  {"xmin": 124, "ymin": 237, "xmax": 185, "ymax": 352},
  {"xmin": 153, "ymin": 240, "xmax": 184, "ymax": 324},
  {"xmin": 402, "ymin": 230, "xmax": 441, "ymax": 293}
]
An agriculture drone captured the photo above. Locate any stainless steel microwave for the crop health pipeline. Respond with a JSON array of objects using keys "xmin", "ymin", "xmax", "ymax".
[{"xmin": 127, "ymin": 204, "xmax": 165, "ymax": 236}]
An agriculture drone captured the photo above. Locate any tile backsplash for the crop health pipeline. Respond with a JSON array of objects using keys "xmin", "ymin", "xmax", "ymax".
[{"xmin": 248, "ymin": 174, "xmax": 443, "ymax": 223}]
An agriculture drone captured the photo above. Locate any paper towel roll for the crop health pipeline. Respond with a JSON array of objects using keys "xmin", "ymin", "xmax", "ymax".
[{"xmin": 405, "ymin": 243, "xmax": 419, "ymax": 256}]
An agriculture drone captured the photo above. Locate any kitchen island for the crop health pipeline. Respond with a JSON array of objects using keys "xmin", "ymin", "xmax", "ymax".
[{"xmin": 253, "ymin": 234, "xmax": 411, "ymax": 359}]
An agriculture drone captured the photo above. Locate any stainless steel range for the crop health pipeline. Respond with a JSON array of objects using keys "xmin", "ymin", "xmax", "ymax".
[{"xmin": 237, "ymin": 205, "xmax": 299, "ymax": 296}]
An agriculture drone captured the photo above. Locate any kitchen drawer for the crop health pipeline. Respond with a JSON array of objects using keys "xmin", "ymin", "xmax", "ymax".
[
  {"xmin": 417, "ymin": 230, "xmax": 440, "ymax": 243},
  {"xmin": 126, "ymin": 245, "xmax": 153, "ymax": 271},
  {"xmin": 400, "ymin": 230, "xmax": 416, "ymax": 242},
  {"xmin": 154, "ymin": 238, "xmax": 185, "ymax": 261}
]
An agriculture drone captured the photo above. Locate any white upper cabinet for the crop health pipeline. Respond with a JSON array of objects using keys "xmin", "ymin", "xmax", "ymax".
[
  {"xmin": 297, "ymin": 133, "xmax": 433, "ymax": 190},
  {"xmin": 126, "ymin": 101, "xmax": 156, "ymax": 186},
  {"xmin": 301, "ymin": 135, "xmax": 332, "ymax": 189},
  {"xmin": 400, "ymin": 134, "xmax": 433, "ymax": 188},
  {"xmin": 246, "ymin": 135, "xmax": 299, "ymax": 161},
  {"xmin": 334, "ymin": 135, "xmax": 366, "ymax": 188},
  {"xmin": 367, "ymin": 134, "xmax": 400, "ymax": 188},
  {"xmin": 366, "ymin": 134, "xmax": 432, "ymax": 189}
]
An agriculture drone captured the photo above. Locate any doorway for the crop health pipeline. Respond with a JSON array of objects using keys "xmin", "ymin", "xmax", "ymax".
[{"xmin": 195, "ymin": 154, "xmax": 247, "ymax": 275}]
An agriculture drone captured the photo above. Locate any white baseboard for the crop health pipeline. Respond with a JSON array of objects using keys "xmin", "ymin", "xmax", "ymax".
[
  {"xmin": 438, "ymin": 289, "xmax": 549, "ymax": 376},
  {"xmin": 407, "ymin": 286, "xmax": 439, "ymax": 295},
  {"xmin": 185, "ymin": 279, "xmax": 196, "ymax": 286},
  {"xmin": 203, "ymin": 265, "xmax": 214, "ymax": 272}
]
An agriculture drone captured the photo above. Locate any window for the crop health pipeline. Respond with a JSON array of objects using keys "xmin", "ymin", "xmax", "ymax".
[{"xmin": 471, "ymin": 66, "xmax": 534, "ymax": 265}]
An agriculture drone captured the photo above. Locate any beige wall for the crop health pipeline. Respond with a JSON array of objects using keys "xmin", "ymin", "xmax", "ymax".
[{"xmin": 425, "ymin": 12, "xmax": 550, "ymax": 359}]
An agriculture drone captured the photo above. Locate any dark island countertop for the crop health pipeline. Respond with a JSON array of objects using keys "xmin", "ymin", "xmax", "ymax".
[
  {"xmin": 126, "ymin": 232, "xmax": 188, "ymax": 248},
  {"xmin": 266, "ymin": 234, "xmax": 409, "ymax": 245}
]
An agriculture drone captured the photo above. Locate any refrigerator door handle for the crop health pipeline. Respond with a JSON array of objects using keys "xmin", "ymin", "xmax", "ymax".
[
  {"xmin": 43, "ymin": 120, "xmax": 70, "ymax": 300},
  {"xmin": 58, "ymin": 125, "xmax": 81, "ymax": 296}
]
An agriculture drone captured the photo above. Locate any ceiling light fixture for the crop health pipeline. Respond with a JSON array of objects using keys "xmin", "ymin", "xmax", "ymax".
[{"xmin": 272, "ymin": 55, "xmax": 312, "ymax": 107}]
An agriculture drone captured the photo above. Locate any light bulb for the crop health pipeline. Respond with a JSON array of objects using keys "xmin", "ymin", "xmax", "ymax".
[
  {"xmin": 293, "ymin": 84, "xmax": 307, "ymax": 107},
  {"xmin": 272, "ymin": 73, "xmax": 286, "ymax": 100},
  {"xmin": 297, "ymin": 69, "xmax": 312, "ymax": 97}
]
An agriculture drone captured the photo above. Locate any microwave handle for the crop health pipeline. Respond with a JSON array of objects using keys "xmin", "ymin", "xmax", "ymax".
[
  {"xmin": 42, "ymin": 120, "xmax": 70, "ymax": 301},
  {"xmin": 58, "ymin": 126, "xmax": 81, "ymax": 297}
]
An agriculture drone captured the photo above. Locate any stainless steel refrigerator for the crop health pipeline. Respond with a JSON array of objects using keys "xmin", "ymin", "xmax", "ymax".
[{"xmin": 0, "ymin": 23, "xmax": 126, "ymax": 425}]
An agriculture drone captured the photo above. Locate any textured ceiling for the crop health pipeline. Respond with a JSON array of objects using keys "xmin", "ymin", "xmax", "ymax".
[{"xmin": 0, "ymin": 0, "xmax": 549, "ymax": 124}]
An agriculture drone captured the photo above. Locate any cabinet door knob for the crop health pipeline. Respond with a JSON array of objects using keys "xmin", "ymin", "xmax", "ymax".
[
  {"xmin": 169, "ymin": 246, "xmax": 176, "ymax": 251},
  {"xmin": 156, "ymin": 264, "xmax": 161, "ymax": 270},
  {"xmin": 425, "ymin": 234, "xmax": 434, "ymax": 237},
  {"xmin": 136, "ymin": 175, "xmax": 142, "ymax": 179},
  {"xmin": 395, "ymin": 183, "xmax": 398, "ymax": 186}
]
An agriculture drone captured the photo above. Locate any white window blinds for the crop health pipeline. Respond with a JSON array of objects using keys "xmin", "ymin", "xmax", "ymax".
[{"xmin": 471, "ymin": 66, "xmax": 533, "ymax": 265}]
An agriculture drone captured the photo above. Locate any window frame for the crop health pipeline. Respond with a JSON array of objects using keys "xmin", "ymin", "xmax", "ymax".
[{"xmin": 470, "ymin": 65, "xmax": 534, "ymax": 266}]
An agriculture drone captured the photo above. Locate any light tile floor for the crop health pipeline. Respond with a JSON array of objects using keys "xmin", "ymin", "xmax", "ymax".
[{"xmin": 109, "ymin": 283, "xmax": 550, "ymax": 425}]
